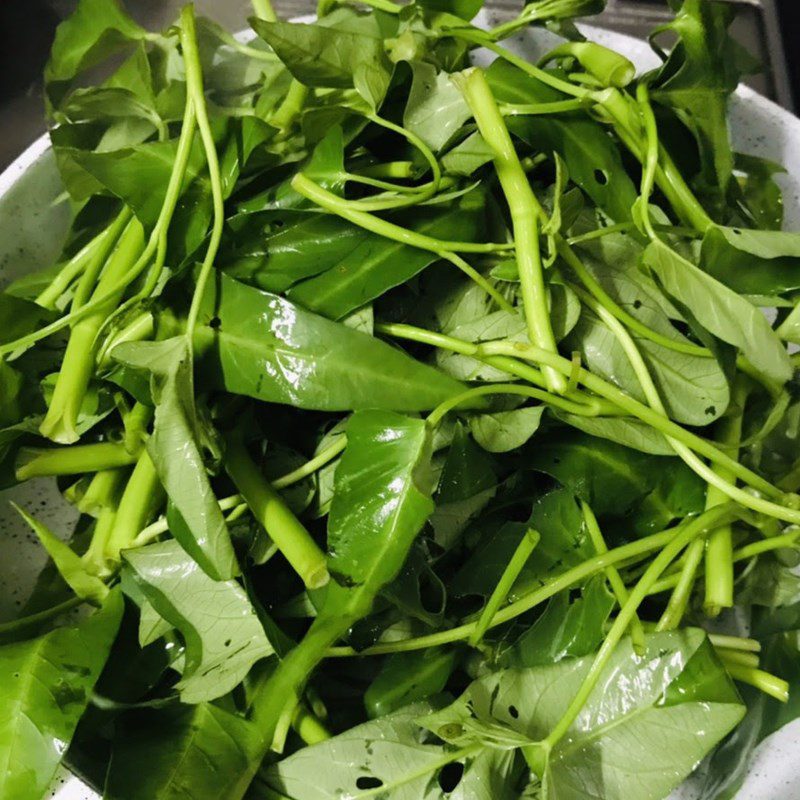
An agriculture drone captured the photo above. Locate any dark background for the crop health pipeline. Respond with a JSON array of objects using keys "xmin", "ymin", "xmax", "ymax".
[{"xmin": 0, "ymin": 0, "xmax": 797, "ymax": 170}]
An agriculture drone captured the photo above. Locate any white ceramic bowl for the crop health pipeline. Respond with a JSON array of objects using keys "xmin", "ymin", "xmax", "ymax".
[{"xmin": 1, "ymin": 14, "xmax": 798, "ymax": 800}]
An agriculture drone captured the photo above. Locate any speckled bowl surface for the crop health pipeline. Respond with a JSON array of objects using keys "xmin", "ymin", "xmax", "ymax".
[{"xmin": 1, "ymin": 14, "xmax": 798, "ymax": 800}]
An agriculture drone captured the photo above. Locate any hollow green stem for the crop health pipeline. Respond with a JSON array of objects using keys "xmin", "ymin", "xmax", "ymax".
[
  {"xmin": 500, "ymin": 98, "xmax": 589, "ymax": 116},
  {"xmin": 704, "ymin": 379, "xmax": 749, "ymax": 617},
  {"xmin": 252, "ymin": 0, "xmax": 277, "ymax": 20},
  {"xmin": 39, "ymin": 218, "xmax": 145, "ymax": 444},
  {"xmin": 357, "ymin": 161, "xmax": 415, "ymax": 179},
  {"xmin": 36, "ymin": 207, "xmax": 131, "ymax": 310},
  {"xmin": 105, "ymin": 450, "xmax": 164, "ymax": 561},
  {"xmin": 122, "ymin": 402, "xmax": 153, "ymax": 455},
  {"xmin": 724, "ymin": 664, "xmax": 789, "ymax": 703},
  {"xmin": 656, "ymin": 535, "xmax": 704, "ymax": 631},
  {"xmin": 77, "ymin": 467, "xmax": 127, "ymax": 517},
  {"xmin": 469, "ymin": 528, "xmax": 540, "ymax": 648},
  {"xmin": 292, "ymin": 704, "xmax": 331, "ymax": 745},
  {"xmin": 273, "ymin": 436, "xmax": 347, "ymax": 489},
  {"xmin": 458, "ymin": 67, "xmax": 565, "ymax": 394},
  {"xmin": 708, "ymin": 634, "xmax": 761, "ymax": 653},
  {"xmin": 541, "ymin": 505, "xmax": 734, "ymax": 753},
  {"xmin": 224, "ymin": 438, "xmax": 329, "ymax": 590},
  {"xmin": 581, "ymin": 501, "xmax": 645, "ymax": 651},
  {"xmin": 16, "ymin": 442, "xmax": 139, "ymax": 481},
  {"xmin": 270, "ymin": 80, "xmax": 309, "ymax": 133},
  {"xmin": 716, "ymin": 648, "xmax": 760, "ymax": 669}
]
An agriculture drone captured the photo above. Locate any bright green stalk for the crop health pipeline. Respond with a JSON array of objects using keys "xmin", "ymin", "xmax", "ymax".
[
  {"xmin": 291, "ymin": 174, "xmax": 515, "ymax": 313},
  {"xmin": 326, "ymin": 525, "xmax": 687, "ymax": 657},
  {"xmin": 180, "ymin": 7, "xmax": 225, "ymax": 342},
  {"xmin": 500, "ymin": 98, "xmax": 590, "ymax": 116},
  {"xmin": 581, "ymin": 501, "xmax": 645, "ymax": 651},
  {"xmin": 252, "ymin": 0, "xmax": 277, "ymax": 20},
  {"xmin": 458, "ymin": 67, "xmax": 565, "ymax": 394},
  {"xmin": 376, "ymin": 322, "xmax": 788, "ymax": 506},
  {"xmin": 104, "ymin": 451, "xmax": 165, "ymax": 561},
  {"xmin": 83, "ymin": 505, "xmax": 120, "ymax": 577},
  {"xmin": 541, "ymin": 42, "xmax": 635, "ymax": 88},
  {"xmin": 716, "ymin": 649, "xmax": 760, "ymax": 669},
  {"xmin": 77, "ymin": 467, "xmax": 127, "ymax": 517},
  {"xmin": 427, "ymin": 384, "xmax": 600, "ymax": 427},
  {"xmin": 535, "ymin": 505, "xmax": 734, "ymax": 764},
  {"xmin": 469, "ymin": 528, "xmax": 539, "ymax": 648},
  {"xmin": 40, "ymin": 218, "xmax": 145, "ymax": 444},
  {"xmin": 708, "ymin": 634, "xmax": 761, "ymax": 653},
  {"xmin": 655, "ymin": 535, "xmax": 704, "ymax": 631},
  {"xmin": 704, "ymin": 380, "xmax": 749, "ymax": 617},
  {"xmin": 35, "ymin": 207, "xmax": 131, "ymax": 310},
  {"xmin": 723, "ymin": 663, "xmax": 789, "ymax": 703},
  {"xmin": 648, "ymin": 532, "xmax": 800, "ymax": 596},
  {"xmin": 224, "ymin": 438, "xmax": 329, "ymax": 590},
  {"xmin": 357, "ymin": 161, "xmax": 415, "ymax": 179},
  {"xmin": 16, "ymin": 442, "xmax": 139, "ymax": 481},
  {"xmin": 291, "ymin": 705, "xmax": 331, "ymax": 745},
  {"xmin": 0, "ymin": 597, "xmax": 83, "ymax": 639},
  {"xmin": 269, "ymin": 81, "xmax": 309, "ymax": 133},
  {"xmin": 122, "ymin": 402, "xmax": 153, "ymax": 455},
  {"xmin": 97, "ymin": 311, "xmax": 154, "ymax": 367}
]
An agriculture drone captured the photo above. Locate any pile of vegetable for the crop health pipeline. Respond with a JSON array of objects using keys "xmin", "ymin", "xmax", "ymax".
[{"xmin": 3, "ymin": 0, "xmax": 800, "ymax": 797}]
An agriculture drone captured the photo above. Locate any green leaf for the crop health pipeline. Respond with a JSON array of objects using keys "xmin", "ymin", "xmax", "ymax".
[
  {"xmin": 647, "ymin": 0, "xmax": 747, "ymax": 205},
  {"xmin": 123, "ymin": 539, "xmax": 273, "ymax": 703},
  {"xmin": 0, "ymin": 590, "xmax": 123, "ymax": 800},
  {"xmin": 643, "ymin": 239, "xmax": 792, "ymax": 386},
  {"xmin": 470, "ymin": 405, "xmax": 544, "ymax": 453},
  {"xmin": 453, "ymin": 488, "xmax": 591, "ymax": 600},
  {"xmin": 286, "ymin": 191, "xmax": 485, "ymax": 319},
  {"xmin": 552, "ymin": 411, "xmax": 673, "ymax": 455},
  {"xmin": 421, "ymin": 630, "xmax": 744, "ymax": 800},
  {"xmin": 702, "ymin": 225, "xmax": 800, "ymax": 296},
  {"xmin": 565, "ymin": 303, "xmax": 729, "ymax": 426},
  {"xmin": 442, "ymin": 130, "xmax": 494, "ymax": 176},
  {"xmin": 192, "ymin": 270, "xmax": 465, "ymax": 412},
  {"xmin": 486, "ymin": 59, "xmax": 638, "ymax": 223},
  {"xmin": 45, "ymin": 0, "xmax": 146, "ymax": 108},
  {"xmin": 430, "ymin": 422, "xmax": 497, "ymax": 548},
  {"xmin": 113, "ymin": 337, "xmax": 239, "ymax": 581},
  {"xmin": 251, "ymin": 19, "xmax": 392, "ymax": 110},
  {"xmin": 0, "ymin": 292, "xmax": 56, "ymax": 346},
  {"xmin": 527, "ymin": 430, "xmax": 666, "ymax": 516},
  {"xmin": 258, "ymin": 701, "xmax": 516, "ymax": 799},
  {"xmin": 12, "ymin": 503, "xmax": 108, "ymax": 604},
  {"xmin": 499, "ymin": 577, "xmax": 615, "ymax": 668},
  {"xmin": 417, "ymin": 0, "xmax": 485, "ymax": 23},
  {"xmin": 365, "ymin": 649, "xmax": 458, "ymax": 718},
  {"xmin": 327, "ymin": 411, "xmax": 435, "ymax": 588},
  {"xmin": 732, "ymin": 152, "xmax": 785, "ymax": 230},
  {"xmin": 105, "ymin": 702, "xmax": 263, "ymax": 800},
  {"xmin": 404, "ymin": 62, "xmax": 472, "ymax": 151}
]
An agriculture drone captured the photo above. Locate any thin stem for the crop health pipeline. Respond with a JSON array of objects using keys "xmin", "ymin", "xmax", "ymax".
[
  {"xmin": 716, "ymin": 649, "xmax": 760, "ymax": 669},
  {"xmin": 0, "ymin": 597, "xmax": 83, "ymax": 638},
  {"xmin": 500, "ymin": 98, "xmax": 589, "ymax": 116},
  {"xmin": 252, "ymin": 0, "xmax": 277, "ymax": 21},
  {"xmin": 458, "ymin": 67, "xmax": 565, "ymax": 394},
  {"xmin": 292, "ymin": 704, "xmax": 331, "ymax": 745},
  {"xmin": 291, "ymin": 174, "xmax": 514, "ymax": 312},
  {"xmin": 656, "ymin": 536, "xmax": 704, "ymax": 631},
  {"xmin": 581, "ymin": 501, "xmax": 645, "ymax": 651},
  {"xmin": 326, "ymin": 526, "xmax": 686, "ymax": 657},
  {"xmin": 16, "ymin": 442, "xmax": 139, "ymax": 481},
  {"xmin": 224, "ymin": 438, "xmax": 329, "ymax": 590},
  {"xmin": 541, "ymin": 505, "xmax": 733, "ymax": 752},
  {"xmin": 469, "ymin": 528, "xmax": 539, "ymax": 648},
  {"xmin": 180, "ymin": 7, "xmax": 226, "ymax": 342},
  {"xmin": 272, "ymin": 436, "xmax": 347, "ymax": 489},
  {"xmin": 356, "ymin": 161, "xmax": 414, "ymax": 179},
  {"xmin": 270, "ymin": 81, "xmax": 309, "ymax": 132},
  {"xmin": 708, "ymin": 634, "xmax": 761, "ymax": 653}
]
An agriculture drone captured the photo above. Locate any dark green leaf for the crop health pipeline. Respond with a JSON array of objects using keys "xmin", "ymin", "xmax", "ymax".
[
  {"xmin": 469, "ymin": 405, "xmax": 544, "ymax": 453},
  {"xmin": 112, "ymin": 337, "xmax": 239, "ymax": 581},
  {"xmin": 365, "ymin": 649, "xmax": 458, "ymax": 718},
  {"xmin": 499, "ymin": 577, "xmax": 615, "ymax": 667},
  {"xmin": 105, "ymin": 702, "xmax": 263, "ymax": 800},
  {"xmin": 193, "ymin": 270, "xmax": 465, "ymax": 412},
  {"xmin": 643, "ymin": 240, "xmax": 792, "ymax": 386},
  {"xmin": 0, "ymin": 590, "xmax": 123, "ymax": 800},
  {"xmin": 702, "ymin": 225, "xmax": 800, "ymax": 296}
]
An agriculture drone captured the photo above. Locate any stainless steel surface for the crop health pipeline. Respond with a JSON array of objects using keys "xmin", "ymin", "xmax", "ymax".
[{"xmin": 0, "ymin": 1, "xmax": 792, "ymax": 172}]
